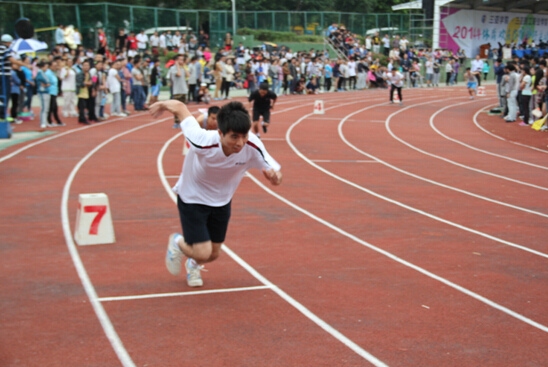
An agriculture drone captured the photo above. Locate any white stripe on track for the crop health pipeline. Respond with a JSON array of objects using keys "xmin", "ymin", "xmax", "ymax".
[
  {"xmin": 337, "ymin": 104, "xmax": 548, "ymax": 218},
  {"xmin": 292, "ymin": 99, "xmax": 548, "ymax": 258},
  {"xmin": 244, "ymin": 172, "xmax": 548, "ymax": 334},
  {"xmin": 157, "ymin": 102, "xmax": 391, "ymax": 367},
  {"xmin": 61, "ymin": 117, "xmax": 173, "ymax": 367},
  {"xmin": 385, "ymin": 99, "xmax": 548, "ymax": 191},
  {"xmin": 430, "ymin": 104, "xmax": 548, "ymax": 170},
  {"xmin": 0, "ymin": 112, "xmax": 149, "ymax": 164},
  {"xmin": 472, "ymin": 104, "xmax": 548, "ymax": 154},
  {"xmin": 98, "ymin": 285, "xmax": 272, "ymax": 302}
]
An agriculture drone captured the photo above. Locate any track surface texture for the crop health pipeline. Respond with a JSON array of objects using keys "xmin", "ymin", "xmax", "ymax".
[{"xmin": 1, "ymin": 86, "xmax": 547, "ymax": 367}]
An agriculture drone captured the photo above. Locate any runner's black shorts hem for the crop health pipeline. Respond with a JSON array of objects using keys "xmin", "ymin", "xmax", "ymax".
[
  {"xmin": 177, "ymin": 195, "xmax": 231, "ymax": 245},
  {"xmin": 253, "ymin": 108, "xmax": 270, "ymax": 123}
]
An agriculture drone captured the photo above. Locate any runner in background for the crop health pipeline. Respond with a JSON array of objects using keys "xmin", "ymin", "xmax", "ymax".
[
  {"xmin": 248, "ymin": 82, "xmax": 277, "ymax": 138},
  {"xmin": 464, "ymin": 67, "xmax": 478, "ymax": 100}
]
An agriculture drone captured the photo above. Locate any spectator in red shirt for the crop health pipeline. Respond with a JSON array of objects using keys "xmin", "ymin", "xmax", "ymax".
[
  {"xmin": 97, "ymin": 28, "xmax": 107, "ymax": 55},
  {"xmin": 127, "ymin": 32, "xmax": 137, "ymax": 51}
]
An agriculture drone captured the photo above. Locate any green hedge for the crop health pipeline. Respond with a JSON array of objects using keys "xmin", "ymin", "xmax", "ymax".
[{"xmin": 237, "ymin": 28, "xmax": 324, "ymax": 43}]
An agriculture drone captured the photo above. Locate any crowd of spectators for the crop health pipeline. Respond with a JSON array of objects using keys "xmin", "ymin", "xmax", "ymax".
[{"xmin": 2, "ymin": 21, "xmax": 547, "ymax": 133}]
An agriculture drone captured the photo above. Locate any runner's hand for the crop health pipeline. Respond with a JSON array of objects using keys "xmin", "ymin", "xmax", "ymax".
[{"xmin": 262, "ymin": 168, "xmax": 282, "ymax": 186}]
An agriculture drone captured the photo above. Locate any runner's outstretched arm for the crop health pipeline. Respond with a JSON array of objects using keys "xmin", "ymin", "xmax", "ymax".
[{"xmin": 150, "ymin": 100, "xmax": 193, "ymax": 122}]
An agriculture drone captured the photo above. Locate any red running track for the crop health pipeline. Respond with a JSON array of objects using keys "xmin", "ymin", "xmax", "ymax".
[{"xmin": 1, "ymin": 86, "xmax": 547, "ymax": 366}]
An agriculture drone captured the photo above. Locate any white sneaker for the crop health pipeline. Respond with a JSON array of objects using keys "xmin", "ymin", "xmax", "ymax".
[
  {"xmin": 165, "ymin": 233, "xmax": 183, "ymax": 275},
  {"xmin": 185, "ymin": 259, "xmax": 204, "ymax": 287}
]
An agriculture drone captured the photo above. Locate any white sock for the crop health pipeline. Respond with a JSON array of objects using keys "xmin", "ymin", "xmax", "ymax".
[{"xmin": 188, "ymin": 258, "xmax": 199, "ymax": 268}]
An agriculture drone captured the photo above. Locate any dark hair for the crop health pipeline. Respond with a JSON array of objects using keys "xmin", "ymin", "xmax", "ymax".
[
  {"xmin": 259, "ymin": 82, "xmax": 269, "ymax": 91},
  {"xmin": 208, "ymin": 106, "xmax": 220, "ymax": 115},
  {"xmin": 134, "ymin": 56, "xmax": 141, "ymax": 64},
  {"xmin": 533, "ymin": 68, "xmax": 544, "ymax": 90},
  {"xmin": 216, "ymin": 101, "xmax": 251, "ymax": 135},
  {"xmin": 507, "ymin": 64, "xmax": 516, "ymax": 72},
  {"xmin": 540, "ymin": 60, "xmax": 547, "ymax": 67}
]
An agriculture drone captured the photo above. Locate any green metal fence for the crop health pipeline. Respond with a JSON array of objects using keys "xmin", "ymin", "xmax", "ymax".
[{"xmin": 1, "ymin": 2, "xmax": 412, "ymax": 51}]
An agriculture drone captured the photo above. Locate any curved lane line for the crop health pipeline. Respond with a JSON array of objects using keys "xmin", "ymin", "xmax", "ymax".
[
  {"xmin": 157, "ymin": 109, "xmax": 389, "ymax": 367},
  {"xmin": 243, "ymin": 172, "xmax": 548, "ymax": 335},
  {"xmin": 430, "ymin": 105, "xmax": 548, "ymax": 169},
  {"xmin": 385, "ymin": 99, "xmax": 548, "ymax": 191},
  {"xmin": 0, "ymin": 112, "xmax": 149, "ymax": 164},
  {"xmin": 287, "ymin": 98, "xmax": 548, "ymax": 259},
  {"xmin": 61, "ymin": 116, "xmax": 174, "ymax": 367},
  {"xmin": 337, "ymin": 105, "xmax": 548, "ymax": 218},
  {"xmin": 472, "ymin": 105, "xmax": 548, "ymax": 154}
]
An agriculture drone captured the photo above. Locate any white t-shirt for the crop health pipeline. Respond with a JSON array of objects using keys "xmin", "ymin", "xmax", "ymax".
[
  {"xmin": 347, "ymin": 61, "xmax": 356, "ymax": 77},
  {"xmin": 73, "ymin": 32, "xmax": 81, "ymax": 45},
  {"xmin": 173, "ymin": 116, "xmax": 281, "ymax": 206},
  {"xmin": 107, "ymin": 68, "xmax": 120, "ymax": 93},
  {"xmin": 471, "ymin": 59, "xmax": 483, "ymax": 73},
  {"xmin": 522, "ymin": 75, "xmax": 532, "ymax": 96},
  {"xmin": 159, "ymin": 34, "xmax": 166, "ymax": 48},
  {"xmin": 172, "ymin": 35, "xmax": 181, "ymax": 48},
  {"xmin": 389, "ymin": 71, "xmax": 404, "ymax": 87},
  {"xmin": 426, "ymin": 61, "xmax": 434, "ymax": 74},
  {"xmin": 136, "ymin": 33, "xmax": 148, "ymax": 49},
  {"xmin": 59, "ymin": 67, "xmax": 76, "ymax": 92},
  {"xmin": 150, "ymin": 35, "xmax": 159, "ymax": 47}
]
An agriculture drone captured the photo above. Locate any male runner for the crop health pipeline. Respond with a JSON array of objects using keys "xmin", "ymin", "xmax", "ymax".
[
  {"xmin": 150, "ymin": 100, "xmax": 283, "ymax": 287},
  {"xmin": 196, "ymin": 106, "xmax": 220, "ymax": 130},
  {"xmin": 248, "ymin": 82, "xmax": 277, "ymax": 137}
]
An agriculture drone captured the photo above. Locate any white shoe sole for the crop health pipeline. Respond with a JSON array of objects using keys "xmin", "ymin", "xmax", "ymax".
[{"xmin": 165, "ymin": 233, "xmax": 182, "ymax": 276}]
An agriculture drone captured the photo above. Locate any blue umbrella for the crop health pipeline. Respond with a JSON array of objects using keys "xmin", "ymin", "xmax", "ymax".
[{"xmin": 11, "ymin": 38, "xmax": 48, "ymax": 55}]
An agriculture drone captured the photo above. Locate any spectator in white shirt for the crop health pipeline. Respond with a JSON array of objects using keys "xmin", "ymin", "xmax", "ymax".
[
  {"xmin": 470, "ymin": 54, "xmax": 484, "ymax": 86},
  {"xmin": 136, "ymin": 30, "xmax": 148, "ymax": 54}
]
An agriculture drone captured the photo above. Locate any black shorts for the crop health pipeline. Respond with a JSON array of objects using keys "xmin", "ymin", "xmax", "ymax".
[
  {"xmin": 253, "ymin": 108, "xmax": 270, "ymax": 123},
  {"xmin": 177, "ymin": 195, "xmax": 231, "ymax": 245}
]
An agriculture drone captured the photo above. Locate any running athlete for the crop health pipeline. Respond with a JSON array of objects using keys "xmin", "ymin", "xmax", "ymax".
[
  {"xmin": 248, "ymin": 82, "xmax": 277, "ymax": 137},
  {"xmin": 196, "ymin": 106, "xmax": 220, "ymax": 130},
  {"xmin": 464, "ymin": 67, "xmax": 478, "ymax": 100},
  {"xmin": 150, "ymin": 100, "xmax": 283, "ymax": 287}
]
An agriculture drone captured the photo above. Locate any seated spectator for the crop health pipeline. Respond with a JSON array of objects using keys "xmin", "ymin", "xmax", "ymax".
[
  {"xmin": 306, "ymin": 77, "xmax": 319, "ymax": 94},
  {"xmin": 294, "ymin": 77, "xmax": 306, "ymax": 94}
]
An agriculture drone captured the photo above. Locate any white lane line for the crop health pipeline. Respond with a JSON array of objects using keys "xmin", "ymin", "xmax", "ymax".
[
  {"xmin": 290, "ymin": 98, "xmax": 548, "ymax": 258},
  {"xmin": 473, "ymin": 105, "xmax": 548, "ymax": 154},
  {"xmin": 244, "ymin": 172, "xmax": 548, "ymax": 335},
  {"xmin": 311, "ymin": 160, "xmax": 379, "ymax": 163},
  {"xmin": 157, "ymin": 119, "xmax": 390, "ymax": 367},
  {"xmin": 338, "ymin": 105, "xmax": 548, "ymax": 218},
  {"xmin": 0, "ymin": 112, "xmax": 149, "ymax": 164},
  {"xmin": 61, "ymin": 117, "xmax": 173, "ymax": 367},
  {"xmin": 430, "ymin": 104, "xmax": 548, "ymax": 170},
  {"xmin": 385, "ymin": 100, "xmax": 548, "ymax": 191},
  {"xmin": 165, "ymin": 175, "xmax": 180, "ymax": 178},
  {"xmin": 98, "ymin": 285, "xmax": 272, "ymax": 302}
]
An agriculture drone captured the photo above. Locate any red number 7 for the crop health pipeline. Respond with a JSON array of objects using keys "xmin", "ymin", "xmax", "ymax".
[{"xmin": 83, "ymin": 205, "xmax": 107, "ymax": 235}]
